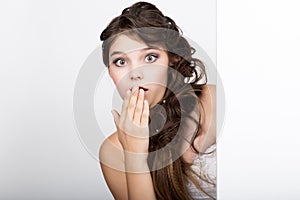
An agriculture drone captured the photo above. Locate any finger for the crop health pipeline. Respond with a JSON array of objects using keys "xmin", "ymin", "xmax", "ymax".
[
  {"xmin": 111, "ymin": 109, "xmax": 120, "ymax": 126},
  {"xmin": 119, "ymin": 90, "xmax": 131, "ymax": 125},
  {"xmin": 133, "ymin": 89, "xmax": 144, "ymax": 125},
  {"xmin": 127, "ymin": 87, "xmax": 139, "ymax": 120},
  {"xmin": 140, "ymin": 100, "xmax": 149, "ymax": 127}
]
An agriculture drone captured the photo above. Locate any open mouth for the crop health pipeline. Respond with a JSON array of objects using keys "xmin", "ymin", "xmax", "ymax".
[
  {"xmin": 131, "ymin": 86, "xmax": 149, "ymax": 92},
  {"xmin": 138, "ymin": 86, "xmax": 148, "ymax": 91}
]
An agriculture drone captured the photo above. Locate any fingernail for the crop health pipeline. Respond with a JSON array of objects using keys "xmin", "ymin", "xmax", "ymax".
[{"xmin": 139, "ymin": 88, "xmax": 144, "ymax": 94}]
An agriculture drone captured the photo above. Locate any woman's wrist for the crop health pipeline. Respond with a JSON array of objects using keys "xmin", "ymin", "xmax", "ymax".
[{"xmin": 124, "ymin": 152, "xmax": 149, "ymax": 173}]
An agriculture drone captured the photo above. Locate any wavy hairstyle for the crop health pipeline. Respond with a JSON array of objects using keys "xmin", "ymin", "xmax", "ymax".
[{"xmin": 100, "ymin": 2, "xmax": 215, "ymax": 199}]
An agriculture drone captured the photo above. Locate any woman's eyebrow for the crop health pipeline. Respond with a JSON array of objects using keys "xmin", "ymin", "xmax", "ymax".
[
  {"xmin": 110, "ymin": 51, "xmax": 124, "ymax": 57},
  {"xmin": 142, "ymin": 47, "xmax": 162, "ymax": 51},
  {"xmin": 110, "ymin": 47, "xmax": 162, "ymax": 57}
]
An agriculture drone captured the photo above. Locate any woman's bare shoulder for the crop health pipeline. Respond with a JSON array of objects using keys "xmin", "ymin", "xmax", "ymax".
[
  {"xmin": 105, "ymin": 132, "xmax": 121, "ymax": 147},
  {"xmin": 201, "ymin": 84, "xmax": 216, "ymax": 101},
  {"xmin": 196, "ymin": 84, "xmax": 216, "ymax": 152},
  {"xmin": 99, "ymin": 132, "xmax": 124, "ymax": 170},
  {"xmin": 99, "ymin": 132, "xmax": 128, "ymax": 200}
]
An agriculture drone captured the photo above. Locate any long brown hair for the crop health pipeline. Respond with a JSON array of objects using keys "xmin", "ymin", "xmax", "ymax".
[{"xmin": 100, "ymin": 2, "xmax": 215, "ymax": 199}]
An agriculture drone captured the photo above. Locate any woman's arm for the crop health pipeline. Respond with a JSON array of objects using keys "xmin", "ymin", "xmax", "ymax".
[
  {"xmin": 123, "ymin": 153, "xmax": 156, "ymax": 200},
  {"xmin": 125, "ymin": 172, "xmax": 156, "ymax": 200},
  {"xmin": 100, "ymin": 133, "xmax": 156, "ymax": 200},
  {"xmin": 100, "ymin": 133, "xmax": 128, "ymax": 200},
  {"xmin": 100, "ymin": 88, "xmax": 156, "ymax": 200},
  {"xmin": 182, "ymin": 84, "xmax": 216, "ymax": 163}
]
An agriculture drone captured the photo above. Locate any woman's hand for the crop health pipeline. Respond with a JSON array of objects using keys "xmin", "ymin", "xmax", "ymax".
[
  {"xmin": 111, "ymin": 88, "xmax": 150, "ymax": 154},
  {"xmin": 110, "ymin": 89, "xmax": 156, "ymax": 199}
]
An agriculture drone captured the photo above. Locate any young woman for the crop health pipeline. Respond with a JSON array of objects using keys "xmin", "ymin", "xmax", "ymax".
[{"xmin": 99, "ymin": 2, "xmax": 216, "ymax": 199}]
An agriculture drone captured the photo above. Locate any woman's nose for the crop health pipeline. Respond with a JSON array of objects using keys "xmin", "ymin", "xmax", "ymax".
[{"xmin": 129, "ymin": 69, "xmax": 144, "ymax": 80}]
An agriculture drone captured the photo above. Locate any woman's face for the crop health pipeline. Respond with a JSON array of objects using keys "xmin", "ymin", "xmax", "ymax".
[{"xmin": 108, "ymin": 34, "xmax": 169, "ymax": 107}]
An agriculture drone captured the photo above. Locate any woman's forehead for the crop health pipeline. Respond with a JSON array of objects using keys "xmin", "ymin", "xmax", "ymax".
[{"xmin": 109, "ymin": 34, "xmax": 165, "ymax": 55}]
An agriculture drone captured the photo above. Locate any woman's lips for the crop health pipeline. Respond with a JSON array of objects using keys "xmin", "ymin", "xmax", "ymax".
[
  {"xmin": 138, "ymin": 86, "xmax": 148, "ymax": 91},
  {"xmin": 130, "ymin": 86, "xmax": 149, "ymax": 92}
]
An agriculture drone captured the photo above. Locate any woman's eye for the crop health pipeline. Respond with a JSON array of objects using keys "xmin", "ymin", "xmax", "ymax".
[
  {"xmin": 145, "ymin": 54, "xmax": 158, "ymax": 63},
  {"xmin": 113, "ymin": 58, "xmax": 126, "ymax": 67}
]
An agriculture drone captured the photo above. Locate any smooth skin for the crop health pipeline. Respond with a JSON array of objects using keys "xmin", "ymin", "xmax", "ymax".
[
  {"xmin": 110, "ymin": 87, "xmax": 156, "ymax": 200},
  {"xmin": 99, "ymin": 84, "xmax": 216, "ymax": 200}
]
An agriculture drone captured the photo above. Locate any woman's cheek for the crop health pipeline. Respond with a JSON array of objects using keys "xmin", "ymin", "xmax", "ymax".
[
  {"xmin": 112, "ymin": 76, "xmax": 129, "ymax": 98},
  {"xmin": 109, "ymin": 70, "xmax": 124, "ymax": 84},
  {"xmin": 154, "ymin": 68, "xmax": 168, "ymax": 85}
]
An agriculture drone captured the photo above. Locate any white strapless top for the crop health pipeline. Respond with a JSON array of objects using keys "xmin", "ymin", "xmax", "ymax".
[{"xmin": 186, "ymin": 144, "xmax": 217, "ymax": 199}]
